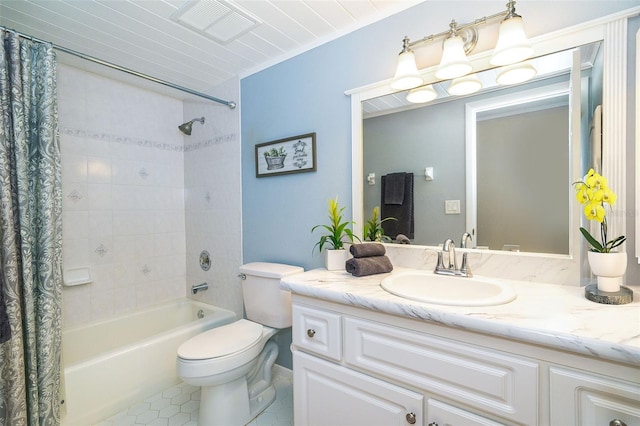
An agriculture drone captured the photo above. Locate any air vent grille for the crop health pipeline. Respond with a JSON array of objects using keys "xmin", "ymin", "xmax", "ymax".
[{"xmin": 171, "ymin": 0, "xmax": 261, "ymax": 44}]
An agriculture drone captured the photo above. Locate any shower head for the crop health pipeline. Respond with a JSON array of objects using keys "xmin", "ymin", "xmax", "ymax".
[{"xmin": 178, "ymin": 117, "xmax": 205, "ymax": 135}]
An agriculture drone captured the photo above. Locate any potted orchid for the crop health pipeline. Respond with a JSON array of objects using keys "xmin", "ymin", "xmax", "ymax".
[
  {"xmin": 312, "ymin": 197, "xmax": 360, "ymax": 270},
  {"xmin": 573, "ymin": 169, "xmax": 626, "ymax": 291}
]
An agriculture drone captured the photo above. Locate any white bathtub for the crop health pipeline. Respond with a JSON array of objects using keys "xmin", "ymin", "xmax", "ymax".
[{"xmin": 61, "ymin": 298, "xmax": 236, "ymax": 425}]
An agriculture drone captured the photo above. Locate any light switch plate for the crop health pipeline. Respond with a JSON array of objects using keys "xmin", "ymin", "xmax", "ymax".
[{"xmin": 445, "ymin": 199, "xmax": 461, "ymax": 214}]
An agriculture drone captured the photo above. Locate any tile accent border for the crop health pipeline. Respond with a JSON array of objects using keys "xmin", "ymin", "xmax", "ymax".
[{"xmin": 61, "ymin": 127, "xmax": 237, "ymax": 153}]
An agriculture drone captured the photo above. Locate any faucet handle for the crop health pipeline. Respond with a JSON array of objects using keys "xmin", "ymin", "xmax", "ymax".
[
  {"xmin": 435, "ymin": 251, "xmax": 444, "ymax": 271},
  {"xmin": 460, "ymin": 253, "xmax": 473, "ymax": 277}
]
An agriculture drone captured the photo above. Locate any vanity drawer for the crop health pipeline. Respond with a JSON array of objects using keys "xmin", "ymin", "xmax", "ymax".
[
  {"xmin": 292, "ymin": 304, "xmax": 342, "ymax": 361},
  {"xmin": 344, "ymin": 317, "xmax": 538, "ymax": 425}
]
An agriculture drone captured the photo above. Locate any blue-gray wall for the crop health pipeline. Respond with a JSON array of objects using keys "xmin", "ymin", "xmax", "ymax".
[
  {"xmin": 241, "ymin": 1, "xmax": 638, "ymax": 271},
  {"xmin": 240, "ymin": 1, "xmax": 639, "ymax": 370}
]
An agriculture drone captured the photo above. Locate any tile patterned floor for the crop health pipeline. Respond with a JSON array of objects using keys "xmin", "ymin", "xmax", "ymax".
[{"xmin": 95, "ymin": 367, "xmax": 293, "ymax": 426}]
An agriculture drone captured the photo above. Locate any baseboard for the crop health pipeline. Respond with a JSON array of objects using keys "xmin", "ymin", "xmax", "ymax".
[{"xmin": 273, "ymin": 363, "xmax": 293, "ymax": 380}]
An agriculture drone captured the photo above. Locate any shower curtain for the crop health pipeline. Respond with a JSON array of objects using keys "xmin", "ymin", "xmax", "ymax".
[{"xmin": 0, "ymin": 30, "xmax": 63, "ymax": 425}]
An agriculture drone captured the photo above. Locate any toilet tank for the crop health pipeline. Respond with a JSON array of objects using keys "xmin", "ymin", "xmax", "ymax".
[{"xmin": 239, "ymin": 262, "xmax": 303, "ymax": 328}]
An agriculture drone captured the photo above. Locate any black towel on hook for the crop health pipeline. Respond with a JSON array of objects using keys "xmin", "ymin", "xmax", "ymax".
[
  {"xmin": 381, "ymin": 173, "xmax": 414, "ymax": 239},
  {"xmin": 383, "ymin": 172, "xmax": 406, "ymax": 205}
]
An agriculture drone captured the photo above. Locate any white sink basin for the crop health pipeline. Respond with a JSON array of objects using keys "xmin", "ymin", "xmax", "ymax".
[{"xmin": 380, "ymin": 270, "xmax": 516, "ymax": 306}]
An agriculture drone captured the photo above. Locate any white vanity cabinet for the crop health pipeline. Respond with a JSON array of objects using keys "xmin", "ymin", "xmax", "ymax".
[
  {"xmin": 292, "ymin": 298, "xmax": 536, "ymax": 425},
  {"xmin": 550, "ymin": 367, "xmax": 640, "ymax": 426},
  {"xmin": 291, "ymin": 295, "xmax": 640, "ymax": 426}
]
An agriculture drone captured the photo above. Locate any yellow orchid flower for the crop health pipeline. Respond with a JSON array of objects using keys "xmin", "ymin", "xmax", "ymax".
[
  {"xmin": 601, "ymin": 187, "xmax": 617, "ymax": 206},
  {"xmin": 584, "ymin": 202, "xmax": 605, "ymax": 223},
  {"xmin": 586, "ymin": 170, "xmax": 607, "ymax": 189},
  {"xmin": 575, "ymin": 183, "xmax": 589, "ymax": 204},
  {"xmin": 591, "ymin": 188, "xmax": 604, "ymax": 203},
  {"xmin": 574, "ymin": 170, "xmax": 626, "ymax": 252}
]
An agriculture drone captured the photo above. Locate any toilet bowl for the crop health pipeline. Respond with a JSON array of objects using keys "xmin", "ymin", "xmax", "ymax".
[{"xmin": 176, "ymin": 262, "xmax": 303, "ymax": 426}]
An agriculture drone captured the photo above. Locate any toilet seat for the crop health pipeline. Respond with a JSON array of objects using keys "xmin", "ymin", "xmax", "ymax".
[{"xmin": 178, "ymin": 319, "xmax": 263, "ymax": 360}]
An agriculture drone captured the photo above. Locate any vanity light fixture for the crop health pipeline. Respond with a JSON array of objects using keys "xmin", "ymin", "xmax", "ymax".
[
  {"xmin": 490, "ymin": 2, "xmax": 534, "ymax": 66},
  {"xmin": 496, "ymin": 61, "xmax": 537, "ymax": 85},
  {"xmin": 447, "ymin": 74, "xmax": 483, "ymax": 96},
  {"xmin": 435, "ymin": 21, "xmax": 474, "ymax": 80},
  {"xmin": 406, "ymin": 84, "xmax": 438, "ymax": 104},
  {"xmin": 391, "ymin": 0, "xmax": 534, "ymax": 100},
  {"xmin": 390, "ymin": 37, "xmax": 424, "ymax": 90}
]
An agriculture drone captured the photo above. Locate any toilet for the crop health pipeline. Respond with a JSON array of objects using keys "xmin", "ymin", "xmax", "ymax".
[{"xmin": 176, "ymin": 262, "xmax": 303, "ymax": 426}]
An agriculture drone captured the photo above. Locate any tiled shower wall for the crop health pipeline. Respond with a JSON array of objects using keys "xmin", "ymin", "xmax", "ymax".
[
  {"xmin": 59, "ymin": 64, "xmax": 187, "ymax": 327},
  {"xmin": 59, "ymin": 64, "xmax": 243, "ymax": 328},
  {"xmin": 183, "ymin": 78, "xmax": 243, "ymax": 319}
]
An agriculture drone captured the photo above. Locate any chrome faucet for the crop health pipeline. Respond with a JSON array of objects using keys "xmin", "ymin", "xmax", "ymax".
[
  {"xmin": 191, "ymin": 282, "xmax": 208, "ymax": 294},
  {"xmin": 435, "ymin": 238, "xmax": 473, "ymax": 277},
  {"xmin": 461, "ymin": 232, "xmax": 472, "ymax": 248},
  {"xmin": 443, "ymin": 238, "xmax": 457, "ymax": 270}
]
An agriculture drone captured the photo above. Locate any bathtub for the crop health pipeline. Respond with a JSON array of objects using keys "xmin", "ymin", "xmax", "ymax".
[{"xmin": 61, "ymin": 298, "xmax": 236, "ymax": 425}]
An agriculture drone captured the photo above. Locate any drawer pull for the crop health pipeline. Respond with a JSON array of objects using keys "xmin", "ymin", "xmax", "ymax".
[
  {"xmin": 610, "ymin": 420, "xmax": 627, "ymax": 426},
  {"xmin": 405, "ymin": 412, "xmax": 416, "ymax": 424},
  {"xmin": 307, "ymin": 329, "xmax": 316, "ymax": 338}
]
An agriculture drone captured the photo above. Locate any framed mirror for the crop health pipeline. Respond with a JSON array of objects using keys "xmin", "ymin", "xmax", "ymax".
[{"xmin": 348, "ymin": 13, "xmax": 630, "ymax": 279}]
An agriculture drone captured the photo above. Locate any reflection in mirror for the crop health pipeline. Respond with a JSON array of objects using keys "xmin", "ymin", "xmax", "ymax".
[{"xmin": 362, "ymin": 42, "xmax": 602, "ymax": 254}]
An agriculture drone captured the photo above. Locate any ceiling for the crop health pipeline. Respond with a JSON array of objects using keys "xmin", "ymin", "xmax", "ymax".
[{"xmin": 0, "ymin": 0, "xmax": 423, "ymax": 100}]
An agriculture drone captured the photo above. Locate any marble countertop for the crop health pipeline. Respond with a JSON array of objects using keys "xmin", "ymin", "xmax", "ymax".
[{"xmin": 281, "ymin": 268, "xmax": 640, "ymax": 366}]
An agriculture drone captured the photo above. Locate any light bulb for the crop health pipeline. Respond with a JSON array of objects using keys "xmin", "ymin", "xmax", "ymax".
[
  {"xmin": 406, "ymin": 85, "xmax": 438, "ymax": 104},
  {"xmin": 491, "ymin": 16, "xmax": 533, "ymax": 66},
  {"xmin": 448, "ymin": 74, "xmax": 482, "ymax": 96},
  {"xmin": 392, "ymin": 50, "xmax": 423, "ymax": 90},
  {"xmin": 436, "ymin": 35, "xmax": 473, "ymax": 80}
]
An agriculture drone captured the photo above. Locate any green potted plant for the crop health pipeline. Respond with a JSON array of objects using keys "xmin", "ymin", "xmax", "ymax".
[
  {"xmin": 263, "ymin": 146, "xmax": 287, "ymax": 170},
  {"xmin": 573, "ymin": 168, "xmax": 626, "ymax": 292},
  {"xmin": 312, "ymin": 197, "xmax": 360, "ymax": 270},
  {"xmin": 363, "ymin": 206, "xmax": 396, "ymax": 242}
]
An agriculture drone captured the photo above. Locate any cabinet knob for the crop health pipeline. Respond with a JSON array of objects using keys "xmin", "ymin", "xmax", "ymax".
[
  {"xmin": 307, "ymin": 329, "xmax": 316, "ymax": 338},
  {"xmin": 427, "ymin": 422, "xmax": 438, "ymax": 426},
  {"xmin": 405, "ymin": 412, "xmax": 416, "ymax": 424},
  {"xmin": 610, "ymin": 420, "xmax": 627, "ymax": 426}
]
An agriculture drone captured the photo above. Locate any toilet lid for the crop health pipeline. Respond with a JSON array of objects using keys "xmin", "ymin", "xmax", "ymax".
[{"xmin": 177, "ymin": 319, "xmax": 263, "ymax": 360}]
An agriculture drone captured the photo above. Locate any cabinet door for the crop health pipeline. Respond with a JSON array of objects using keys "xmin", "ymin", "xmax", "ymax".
[
  {"xmin": 550, "ymin": 367, "xmax": 640, "ymax": 426},
  {"xmin": 344, "ymin": 317, "xmax": 538, "ymax": 425},
  {"xmin": 293, "ymin": 351, "xmax": 423, "ymax": 426},
  {"xmin": 292, "ymin": 304, "xmax": 342, "ymax": 361},
  {"xmin": 427, "ymin": 399, "xmax": 505, "ymax": 426}
]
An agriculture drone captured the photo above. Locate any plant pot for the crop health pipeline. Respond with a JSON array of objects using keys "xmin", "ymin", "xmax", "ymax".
[
  {"xmin": 587, "ymin": 251, "xmax": 627, "ymax": 292},
  {"xmin": 265, "ymin": 155, "xmax": 286, "ymax": 170},
  {"xmin": 325, "ymin": 249, "xmax": 348, "ymax": 271}
]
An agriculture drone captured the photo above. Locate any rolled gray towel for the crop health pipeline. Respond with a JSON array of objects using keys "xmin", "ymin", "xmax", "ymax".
[
  {"xmin": 349, "ymin": 243, "xmax": 386, "ymax": 258},
  {"xmin": 345, "ymin": 256, "xmax": 393, "ymax": 277}
]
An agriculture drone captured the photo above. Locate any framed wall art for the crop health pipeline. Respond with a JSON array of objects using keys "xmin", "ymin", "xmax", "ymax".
[{"xmin": 255, "ymin": 133, "xmax": 317, "ymax": 177}]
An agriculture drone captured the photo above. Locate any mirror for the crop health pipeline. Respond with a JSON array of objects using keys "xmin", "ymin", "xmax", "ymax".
[{"xmin": 360, "ymin": 42, "xmax": 602, "ymax": 254}]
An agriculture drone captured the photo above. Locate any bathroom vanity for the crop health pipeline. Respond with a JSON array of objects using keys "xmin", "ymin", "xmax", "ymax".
[{"xmin": 281, "ymin": 268, "xmax": 640, "ymax": 426}]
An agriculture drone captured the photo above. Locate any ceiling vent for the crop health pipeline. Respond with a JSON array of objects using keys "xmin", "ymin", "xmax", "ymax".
[{"xmin": 171, "ymin": 0, "xmax": 261, "ymax": 45}]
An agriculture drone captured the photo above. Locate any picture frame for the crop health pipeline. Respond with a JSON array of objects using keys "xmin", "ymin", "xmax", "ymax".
[{"xmin": 255, "ymin": 132, "xmax": 317, "ymax": 177}]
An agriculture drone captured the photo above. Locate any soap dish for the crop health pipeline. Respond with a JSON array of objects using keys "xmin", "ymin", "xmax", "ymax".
[
  {"xmin": 63, "ymin": 267, "xmax": 93, "ymax": 286},
  {"xmin": 585, "ymin": 284, "xmax": 633, "ymax": 305}
]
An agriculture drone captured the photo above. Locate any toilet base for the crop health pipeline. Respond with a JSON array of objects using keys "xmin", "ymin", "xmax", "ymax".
[{"xmin": 197, "ymin": 340, "xmax": 279, "ymax": 426}]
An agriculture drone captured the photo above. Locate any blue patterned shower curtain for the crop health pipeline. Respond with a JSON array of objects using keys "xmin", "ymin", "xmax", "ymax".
[{"xmin": 0, "ymin": 30, "xmax": 63, "ymax": 425}]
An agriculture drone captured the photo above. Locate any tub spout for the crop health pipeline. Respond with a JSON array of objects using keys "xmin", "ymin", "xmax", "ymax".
[{"xmin": 192, "ymin": 282, "xmax": 208, "ymax": 294}]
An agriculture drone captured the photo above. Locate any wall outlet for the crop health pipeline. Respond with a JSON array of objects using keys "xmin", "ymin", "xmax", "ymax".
[{"xmin": 445, "ymin": 199, "xmax": 461, "ymax": 214}]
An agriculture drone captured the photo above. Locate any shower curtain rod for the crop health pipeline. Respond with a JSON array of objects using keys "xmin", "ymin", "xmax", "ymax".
[{"xmin": 1, "ymin": 26, "xmax": 237, "ymax": 109}]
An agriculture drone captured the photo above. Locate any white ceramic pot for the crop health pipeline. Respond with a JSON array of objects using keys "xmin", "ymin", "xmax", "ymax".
[
  {"xmin": 587, "ymin": 251, "xmax": 627, "ymax": 292},
  {"xmin": 325, "ymin": 249, "xmax": 348, "ymax": 271}
]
